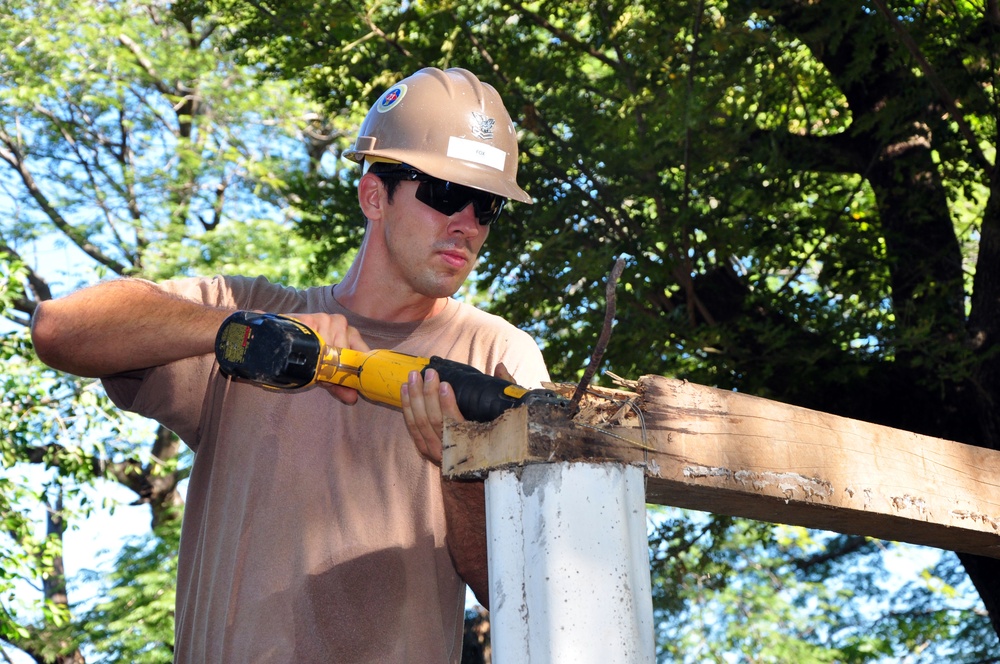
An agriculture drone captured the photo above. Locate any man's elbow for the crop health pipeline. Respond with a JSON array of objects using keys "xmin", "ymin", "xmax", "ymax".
[{"xmin": 31, "ymin": 300, "xmax": 74, "ymax": 372}]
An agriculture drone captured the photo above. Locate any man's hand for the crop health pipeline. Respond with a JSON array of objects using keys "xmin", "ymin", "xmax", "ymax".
[
  {"xmin": 282, "ymin": 312, "xmax": 370, "ymax": 405},
  {"xmin": 402, "ymin": 362, "xmax": 512, "ymax": 608},
  {"xmin": 401, "ymin": 362, "xmax": 514, "ymax": 464}
]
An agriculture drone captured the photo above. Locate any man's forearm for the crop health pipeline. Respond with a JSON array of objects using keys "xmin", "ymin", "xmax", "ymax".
[
  {"xmin": 32, "ymin": 278, "xmax": 232, "ymax": 377},
  {"xmin": 443, "ymin": 478, "xmax": 490, "ymax": 609}
]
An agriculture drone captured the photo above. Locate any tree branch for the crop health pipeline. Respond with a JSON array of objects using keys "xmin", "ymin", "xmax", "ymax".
[
  {"xmin": 744, "ymin": 129, "xmax": 872, "ymax": 176},
  {"xmin": 0, "ymin": 241, "xmax": 51, "ymax": 318},
  {"xmin": 869, "ymin": 0, "xmax": 994, "ymax": 177},
  {"xmin": 507, "ymin": 1, "xmax": 620, "ymax": 70},
  {"xmin": 0, "ymin": 128, "xmax": 127, "ymax": 275},
  {"xmin": 117, "ymin": 33, "xmax": 174, "ymax": 98},
  {"xmin": 571, "ymin": 256, "xmax": 626, "ymax": 407}
]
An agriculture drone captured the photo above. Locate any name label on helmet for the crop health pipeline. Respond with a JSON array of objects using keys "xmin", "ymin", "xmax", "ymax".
[{"xmin": 447, "ymin": 136, "xmax": 506, "ymax": 171}]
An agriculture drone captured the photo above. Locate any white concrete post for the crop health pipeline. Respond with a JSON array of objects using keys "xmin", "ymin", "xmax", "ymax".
[{"xmin": 485, "ymin": 461, "xmax": 654, "ymax": 663}]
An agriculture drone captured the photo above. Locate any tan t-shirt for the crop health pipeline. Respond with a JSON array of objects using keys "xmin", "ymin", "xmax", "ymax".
[{"xmin": 102, "ymin": 275, "xmax": 550, "ymax": 664}]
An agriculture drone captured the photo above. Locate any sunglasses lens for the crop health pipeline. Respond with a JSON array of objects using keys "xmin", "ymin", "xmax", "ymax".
[
  {"xmin": 374, "ymin": 167, "xmax": 506, "ymax": 225},
  {"xmin": 474, "ymin": 192, "xmax": 505, "ymax": 225},
  {"xmin": 415, "ymin": 180, "xmax": 505, "ymax": 225}
]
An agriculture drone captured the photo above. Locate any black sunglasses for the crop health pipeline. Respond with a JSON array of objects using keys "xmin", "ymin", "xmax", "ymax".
[{"xmin": 373, "ymin": 168, "xmax": 506, "ymax": 226}]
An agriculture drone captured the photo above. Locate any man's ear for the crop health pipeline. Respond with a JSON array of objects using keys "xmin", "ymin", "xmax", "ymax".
[{"xmin": 358, "ymin": 172, "xmax": 386, "ymax": 222}]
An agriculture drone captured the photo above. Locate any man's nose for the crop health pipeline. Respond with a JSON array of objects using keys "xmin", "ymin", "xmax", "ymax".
[{"xmin": 447, "ymin": 202, "xmax": 482, "ymax": 235}]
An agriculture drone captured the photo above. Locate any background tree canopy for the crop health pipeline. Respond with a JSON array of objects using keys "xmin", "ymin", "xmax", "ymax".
[{"xmin": 1, "ymin": 0, "xmax": 998, "ymax": 662}]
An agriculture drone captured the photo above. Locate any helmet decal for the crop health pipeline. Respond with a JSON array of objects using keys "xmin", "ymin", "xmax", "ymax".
[
  {"xmin": 471, "ymin": 112, "xmax": 496, "ymax": 140},
  {"xmin": 376, "ymin": 84, "xmax": 407, "ymax": 113}
]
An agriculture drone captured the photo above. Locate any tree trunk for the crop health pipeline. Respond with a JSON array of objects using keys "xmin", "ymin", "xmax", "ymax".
[{"xmin": 744, "ymin": 0, "xmax": 1000, "ymax": 640}]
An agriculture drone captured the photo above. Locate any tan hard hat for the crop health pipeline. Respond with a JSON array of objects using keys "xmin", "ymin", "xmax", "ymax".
[{"xmin": 343, "ymin": 67, "xmax": 532, "ymax": 204}]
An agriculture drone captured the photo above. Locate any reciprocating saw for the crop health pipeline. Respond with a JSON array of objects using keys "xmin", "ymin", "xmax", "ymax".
[{"xmin": 214, "ymin": 311, "xmax": 565, "ymax": 423}]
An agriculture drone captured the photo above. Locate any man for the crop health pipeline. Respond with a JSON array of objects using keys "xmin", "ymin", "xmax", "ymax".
[{"xmin": 31, "ymin": 67, "xmax": 549, "ymax": 662}]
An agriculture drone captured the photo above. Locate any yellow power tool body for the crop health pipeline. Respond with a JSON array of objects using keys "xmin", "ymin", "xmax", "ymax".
[{"xmin": 215, "ymin": 311, "xmax": 565, "ymax": 423}]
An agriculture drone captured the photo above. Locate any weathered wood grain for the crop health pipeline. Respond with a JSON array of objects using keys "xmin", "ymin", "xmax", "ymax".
[{"xmin": 443, "ymin": 375, "xmax": 1000, "ymax": 559}]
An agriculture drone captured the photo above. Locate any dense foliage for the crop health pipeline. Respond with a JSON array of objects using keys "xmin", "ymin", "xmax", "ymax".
[
  {"xmin": 0, "ymin": 0, "xmax": 330, "ymax": 660},
  {"xmin": 2, "ymin": 0, "xmax": 998, "ymax": 661}
]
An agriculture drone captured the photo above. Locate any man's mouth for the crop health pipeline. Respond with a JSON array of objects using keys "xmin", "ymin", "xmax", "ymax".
[{"xmin": 438, "ymin": 249, "xmax": 470, "ymax": 269}]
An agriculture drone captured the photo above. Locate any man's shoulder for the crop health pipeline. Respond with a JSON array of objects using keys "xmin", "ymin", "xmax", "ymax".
[
  {"xmin": 444, "ymin": 300, "xmax": 549, "ymax": 385},
  {"xmin": 223, "ymin": 275, "xmax": 313, "ymax": 304},
  {"xmin": 449, "ymin": 300, "xmax": 524, "ymax": 335},
  {"xmin": 160, "ymin": 275, "xmax": 325, "ymax": 311},
  {"xmin": 445, "ymin": 300, "xmax": 542, "ymax": 359}
]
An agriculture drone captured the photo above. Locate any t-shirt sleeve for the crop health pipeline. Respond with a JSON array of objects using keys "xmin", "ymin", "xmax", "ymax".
[
  {"xmin": 102, "ymin": 275, "xmax": 327, "ymax": 448},
  {"xmin": 443, "ymin": 303, "xmax": 551, "ymax": 391},
  {"xmin": 99, "ymin": 276, "xmax": 255, "ymax": 449},
  {"xmin": 497, "ymin": 327, "xmax": 551, "ymax": 390}
]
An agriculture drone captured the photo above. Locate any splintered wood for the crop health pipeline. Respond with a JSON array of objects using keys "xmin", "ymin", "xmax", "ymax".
[{"xmin": 442, "ymin": 375, "xmax": 1000, "ymax": 559}]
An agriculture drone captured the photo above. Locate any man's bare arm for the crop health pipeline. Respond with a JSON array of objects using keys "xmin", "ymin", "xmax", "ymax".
[
  {"xmin": 31, "ymin": 278, "xmax": 231, "ymax": 378},
  {"xmin": 401, "ymin": 367, "xmax": 497, "ymax": 608}
]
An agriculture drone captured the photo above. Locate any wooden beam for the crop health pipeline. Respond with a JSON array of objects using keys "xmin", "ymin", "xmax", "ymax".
[{"xmin": 443, "ymin": 375, "xmax": 1000, "ymax": 559}]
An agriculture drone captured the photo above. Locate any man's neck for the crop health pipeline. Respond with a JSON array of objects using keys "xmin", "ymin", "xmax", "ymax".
[{"xmin": 332, "ymin": 274, "xmax": 449, "ymax": 323}]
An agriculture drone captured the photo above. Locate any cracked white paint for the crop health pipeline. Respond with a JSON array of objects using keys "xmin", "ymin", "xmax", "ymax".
[
  {"xmin": 889, "ymin": 494, "xmax": 931, "ymax": 517},
  {"xmin": 683, "ymin": 465, "xmax": 834, "ymax": 504},
  {"xmin": 683, "ymin": 465, "xmax": 732, "ymax": 479},
  {"xmin": 646, "ymin": 458, "xmax": 662, "ymax": 477},
  {"xmin": 950, "ymin": 509, "xmax": 1000, "ymax": 531}
]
